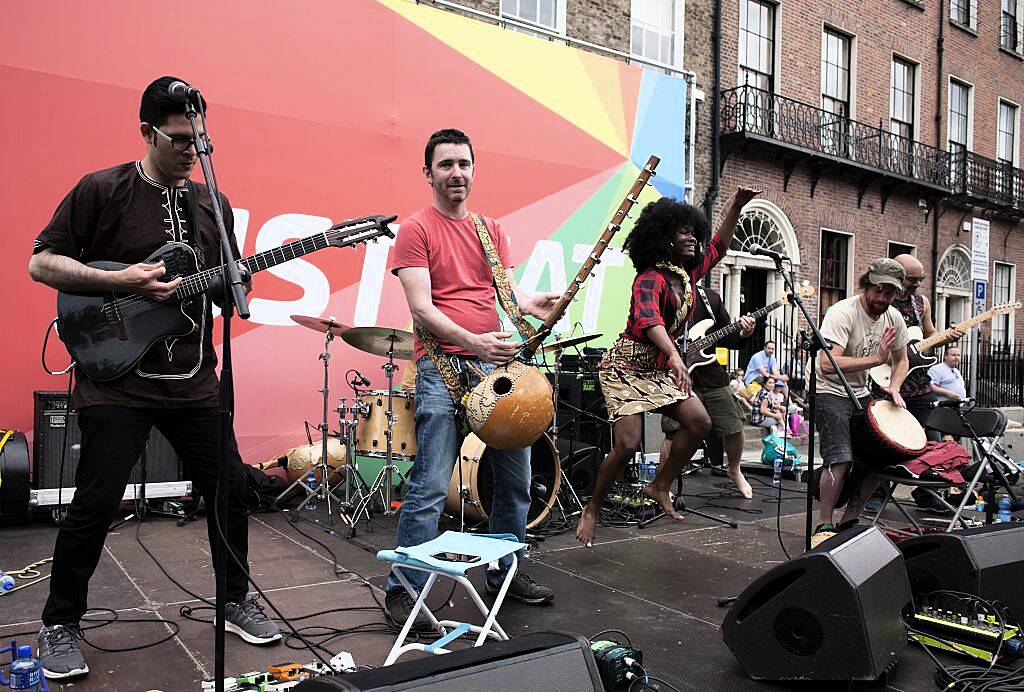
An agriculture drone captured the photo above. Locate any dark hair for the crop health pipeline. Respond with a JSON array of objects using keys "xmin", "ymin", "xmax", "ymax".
[
  {"xmin": 139, "ymin": 76, "xmax": 207, "ymax": 127},
  {"xmin": 857, "ymin": 271, "xmax": 873, "ymax": 291},
  {"xmin": 764, "ymin": 340, "xmax": 776, "ymax": 349},
  {"xmin": 622, "ymin": 197, "xmax": 710, "ymax": 272},
  {"xmin": 424, "ymin": 128, "xmax": 474, "ymax": 169}
]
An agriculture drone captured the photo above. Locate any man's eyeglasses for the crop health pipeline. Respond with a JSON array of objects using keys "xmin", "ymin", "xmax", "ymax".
[
  {"xmin": 151, "ymin": 125, "xmax": 213, "ymax": 153},
  {"xmin": 907, "ymin": 274, "xmax": 927, "ymax": 284}
]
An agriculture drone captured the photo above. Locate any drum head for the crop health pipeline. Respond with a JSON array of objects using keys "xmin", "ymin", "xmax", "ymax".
[{"xmin": 868, "ymin": 400, "xmax": 928, "ymax": 455}]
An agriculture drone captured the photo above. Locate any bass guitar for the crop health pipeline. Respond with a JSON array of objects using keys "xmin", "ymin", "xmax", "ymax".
[
  {"xmin": 682, "ymin": 285, "xmax": 815, "ymax": 372},
  {"xmin": 57, "ymin": 214, "xmax": 396, "ymax": 381},
  {"xmin": 868, "ymin": 301, "xmax": 1021, "ymax": 388}
]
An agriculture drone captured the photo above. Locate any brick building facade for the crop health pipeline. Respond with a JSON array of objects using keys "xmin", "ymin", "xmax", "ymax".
[{"xmin": 425, "ymin": 0, "xmax": 1024, "ymax": 358}]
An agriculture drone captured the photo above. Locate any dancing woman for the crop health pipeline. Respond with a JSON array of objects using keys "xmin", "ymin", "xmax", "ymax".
[{"xmin": 576, "ymin": 188, "xmax": 760, "ymax": 547}]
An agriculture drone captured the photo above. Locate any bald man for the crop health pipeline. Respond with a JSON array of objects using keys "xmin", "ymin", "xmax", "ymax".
[{"xmin": 888, "ymin": 254, "xmax": 963, "ymax": 438}]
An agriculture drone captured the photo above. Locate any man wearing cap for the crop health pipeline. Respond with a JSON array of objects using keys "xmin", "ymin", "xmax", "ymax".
[{"xmin": 811, "ymin": 258, "xmax": 909, "ymax": 548}]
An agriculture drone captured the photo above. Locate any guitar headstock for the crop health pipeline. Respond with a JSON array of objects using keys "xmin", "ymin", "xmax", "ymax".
[
  {"xmin": 992, "ymin": 300, "xmax": 1023, "ymax": 315},
  {"xmin": 325, "ymin": 214, "xmax": 397, "ymax": 248},
  {"xmin": 779, "ymin": 284, "xmax": 815, "ymax": 306}
]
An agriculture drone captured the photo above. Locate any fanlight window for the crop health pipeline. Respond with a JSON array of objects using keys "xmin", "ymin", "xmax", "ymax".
[
  {"xmin": 731, "ymin": 209, "xmax": 786, "ymax": 255},
  {"xmin": 937, "ymin": 247, "xmax": 971, "ymax": 290}
]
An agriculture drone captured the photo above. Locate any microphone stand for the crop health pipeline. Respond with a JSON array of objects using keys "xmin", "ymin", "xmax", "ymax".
[
  {"xmin": 764, "ymin": 255, "xmax": 860, "ymax": 551},
  {"xmin": 183, "ymin": 95, "xmax": 249, "ymax": 692}
]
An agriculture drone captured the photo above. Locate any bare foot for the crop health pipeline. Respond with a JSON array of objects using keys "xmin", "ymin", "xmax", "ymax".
[
  {"xmin": 576, "ymin": 504, "xmax": 599, "ymax": 548},
  {"xmin": 643, "ymin": 484, "xmax": 684, "ymax": 521},
  {"xmin": 728, "ymin": 469, "xmax": 753, "ymax": 499}
]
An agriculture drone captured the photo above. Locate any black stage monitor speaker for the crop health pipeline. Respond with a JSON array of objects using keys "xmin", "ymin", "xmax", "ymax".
[
  {"xmin": 722, "ymin": 526, "xmax": 911, "ymax": 682},
  {"xmin": 555, "ymin": 438, "xmax": 601, "ymax": 497},
  {"xmin": 295, "ymin": 632, "xmax": 603, "ymax": 691},
  {"xmin": 898, "ymin": 523, "xmax": 1024, "ymax": 625},
  {"xmin": 33, "ymin": 391, "xmax": 180, "ymax": 489},
  {"xmin": 0, "ymin": 431, "xmax": 31, "ymax": 527}
]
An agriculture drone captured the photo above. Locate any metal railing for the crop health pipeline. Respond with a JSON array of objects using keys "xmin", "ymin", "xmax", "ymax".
[
  {"xmin": 960, "ymin": 339, "xmax": 1024, "ymax": 408},
  {"xmin": 721, "ymin": 85, "xmax": 951, "ymax": 188},
  {"xmin": 949, "ymin": 149, "xmax": 1024, "ymax": 210}
]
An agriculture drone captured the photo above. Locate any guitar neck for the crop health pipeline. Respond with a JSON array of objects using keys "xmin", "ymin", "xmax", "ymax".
[
  {"xmin": 916, "ymin": 309, "xmax": 995, "ymax": 350},
  {"xmin": 689, "ymin": 299, "xmax": 784, "ymax": 351}
]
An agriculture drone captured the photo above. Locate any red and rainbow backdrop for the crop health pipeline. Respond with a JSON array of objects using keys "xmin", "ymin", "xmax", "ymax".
[{"xmin": 2, "ymin": 0, "xmax": 688, "ymax": 459}]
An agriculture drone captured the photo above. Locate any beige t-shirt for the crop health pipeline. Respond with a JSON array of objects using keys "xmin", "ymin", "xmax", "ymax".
[{"xmin": 816, "ymin": 295, "xmax": 908, "ymax": 398}]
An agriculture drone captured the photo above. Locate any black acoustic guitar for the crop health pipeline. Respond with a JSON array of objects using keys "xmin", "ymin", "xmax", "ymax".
[{"xmin": 56, "ymin": 214, "xmax": 396, "ymax": 381}]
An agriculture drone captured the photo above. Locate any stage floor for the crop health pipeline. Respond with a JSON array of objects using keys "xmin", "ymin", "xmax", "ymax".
[{"xmin": 0, "ymin": 469, "xmax": 954, "ymax": 691}]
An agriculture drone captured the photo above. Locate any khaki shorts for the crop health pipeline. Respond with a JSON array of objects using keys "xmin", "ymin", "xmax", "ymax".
[{"xmin": 662, "ymin": 385, "xmax": 746, "ymax": 438}]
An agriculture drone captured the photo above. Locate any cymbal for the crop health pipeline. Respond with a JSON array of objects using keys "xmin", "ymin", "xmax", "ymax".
[
  {"xmin": 341, "ymin": 326, "xmax": 415, "ymax": 360},
  {"xmin": 536, "ymin": 333, "xmax": 602, "ymax": 355},
  {"xmin": 290, "ymin": 314, "xmax": 352, "ymax": 336}
]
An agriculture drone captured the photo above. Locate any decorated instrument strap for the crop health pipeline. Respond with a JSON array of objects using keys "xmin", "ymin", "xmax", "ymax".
[{"xmin": 416, "ymin": 213, "xmax": 537, "ymax": 419}]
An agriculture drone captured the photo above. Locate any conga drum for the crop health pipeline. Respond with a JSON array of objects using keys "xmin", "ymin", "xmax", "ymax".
[{"xmin": 851, "ymin": 399, "xmax": 928, "ymax": 471}]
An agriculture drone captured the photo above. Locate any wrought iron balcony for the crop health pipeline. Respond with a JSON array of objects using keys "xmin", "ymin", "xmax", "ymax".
[
  {"xmin": 720, "ymin": 85, "xmax": 952, "ymax": 203},
  {"xmin": 950, "ymin": 149, "xmax": 1024, "ymax": 215}
]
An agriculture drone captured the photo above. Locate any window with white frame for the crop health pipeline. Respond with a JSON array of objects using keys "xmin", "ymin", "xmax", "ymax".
[
  {"xmin": 631, "ymin": 0, "xmax": 681, "ymax": 66},
  {"xmin": 501, "ymin": 0, "xmax": 563, "ymax": 33},
  {"xmin": 948, "ymin": 79, "xmax": 973, "ymax": 188},
  {"xmin": 820, "ymin": 229, "xmax": 851, "ymax": 318},
  {"xmin": 821, "ymin": 28, "xmax": 852, "ymax": 156},
  {"xmin": 890, "ymin": 57, "xmax": 917, "ymax": 174},
  {"xmin": 992, "ymin": 262, "xmax": 1015, "ymax": 345},
  {"xmin": 951, "ymin": 0, "xmax": 978, "ymax": 30},
  {"xmin": 998, "ymin": 100, "xmax": 1019, "ymax": 166},
  {"xmin": 739, "ymin": 0, "xmax": 775, "ymax": 92},
  {"xmin": 1001, "ymin": 0, "xmax": 1024, "ymax": 53},
  {"xmin": 888, "ymin": 242, "xmax": 915, "ymax": 258}
]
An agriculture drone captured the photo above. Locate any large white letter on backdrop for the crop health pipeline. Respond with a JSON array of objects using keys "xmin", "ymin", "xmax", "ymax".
[{"xmin": 246, "ymin": 214, "xmax": 332, "ymax": 326}]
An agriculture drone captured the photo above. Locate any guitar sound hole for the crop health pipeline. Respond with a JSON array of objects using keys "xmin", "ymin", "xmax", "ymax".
[{"xmin": 492, "ymin": 376, "xmax": 513, "ymax": 396}]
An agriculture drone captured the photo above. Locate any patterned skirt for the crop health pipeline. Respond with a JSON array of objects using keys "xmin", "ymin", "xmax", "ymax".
[{"xmin": 598, "ymin": 336, "xmax": 689, "ymax": 422}]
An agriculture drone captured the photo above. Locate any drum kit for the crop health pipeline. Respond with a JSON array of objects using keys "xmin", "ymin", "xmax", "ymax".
[{"xmin": 276, "ymin": 313, "xmax": 607, "ymax": 536}]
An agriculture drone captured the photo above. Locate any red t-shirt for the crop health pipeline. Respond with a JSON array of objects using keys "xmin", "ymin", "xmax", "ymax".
[{"xmin": 391, "ymin": 206, "xmax": 513, "ymax": 360}]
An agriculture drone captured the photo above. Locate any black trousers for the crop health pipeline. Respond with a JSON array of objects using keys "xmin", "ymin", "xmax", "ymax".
[{"xmin": 42, "ymin": 406, "xmax": 251, "ymax": 626}]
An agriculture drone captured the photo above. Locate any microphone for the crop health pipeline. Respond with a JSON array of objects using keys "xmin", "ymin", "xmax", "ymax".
[
  {"xmin": 352, "ymin": 370, "xmax": 371, "ymax": 387},
  {"xmin": 929, "ymin": 397, "xmax": 974, "ymax": 409},
  {"xmin": 167, "ymin": 81, "xmax": 201, "ymax": 103},
  {"xmin": 531, "ymin": 481, "xmax": 548, "ymax": 497},
  {"xmin": 748, "ymin": 244, "xmax": 789, "ymax": 263}
]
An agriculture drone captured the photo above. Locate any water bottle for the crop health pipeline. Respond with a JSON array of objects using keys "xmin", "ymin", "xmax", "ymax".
[
  {"xmin": 0, "ymin": 571, "xmax": 15, "ymax": 592},
  {"xmin": 306, "ymin": 471, "xmax": 318, "ymax": 510},
  {"xmin": 9, "ymin": 645, "xmax": 41, "ymax": 690},
  {"xmin": 772, "ymin": 453, "xmax": 784, "ymax": 488},
  {"xmin": 998, "ymin": 496, "xmax": 1013, "ymax": 523}
]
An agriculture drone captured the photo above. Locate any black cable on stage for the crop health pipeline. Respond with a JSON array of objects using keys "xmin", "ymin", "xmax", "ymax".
[
  {"xmin": 3, "ymin": 608, "xmax": 181, "ymax": 653},
  {"xmin": 588, "ymin": 628, "xmax": 632, "ymax": 646}
]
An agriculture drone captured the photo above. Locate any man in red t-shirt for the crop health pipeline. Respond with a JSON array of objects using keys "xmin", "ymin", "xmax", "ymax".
[{"xmin": 385, "ymin": 129, "xmax": 559, "ymax": 628}]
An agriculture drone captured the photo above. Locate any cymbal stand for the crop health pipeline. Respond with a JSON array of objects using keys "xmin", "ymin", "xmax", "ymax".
[
  {"xmin": 284, "ymin": 327, "xmax": 345, "ymax": 524},
  {"xmin": 347, "ymin": 335, "xmax": 410, "ymax": 536}
]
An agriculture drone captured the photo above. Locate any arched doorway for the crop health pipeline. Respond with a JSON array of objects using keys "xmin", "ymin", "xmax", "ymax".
[{"xmin": 719, "ymin": 200, "xmax": 801, "ymax": 369}]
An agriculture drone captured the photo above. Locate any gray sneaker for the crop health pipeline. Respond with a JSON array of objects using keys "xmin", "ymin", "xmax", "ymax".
[
  {"xmin": 38, "ymin": 624, "xmax": 89, "ymax": 680},
  {"xmin": 224, "ymin": 597, "xmax": 282, "ymax": 645}
]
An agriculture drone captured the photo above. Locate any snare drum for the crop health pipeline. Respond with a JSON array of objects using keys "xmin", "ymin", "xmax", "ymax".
[
  {"xmin": 355, "ymin": 390, "xmax": 417, "ymax": 458},
  {"xmin": 446, "ymin": 433, "xmax": 561, "ymax": 530},
  {"xmin": 851, "ymin": 399, "xmax": 928, "ymax": 472}
]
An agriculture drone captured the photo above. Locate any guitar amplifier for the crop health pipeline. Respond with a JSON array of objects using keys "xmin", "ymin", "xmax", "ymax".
[
  {"xmin": 33, "ymin": 391, "xmax": 181, "ymax": 489},
  {"xmin": 546, "ymin": 373, "xmax": 611, "ymax": 455}
]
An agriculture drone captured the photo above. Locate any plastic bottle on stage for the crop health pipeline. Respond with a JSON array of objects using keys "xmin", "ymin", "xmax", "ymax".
[
  {"xmin": 306, "ymin": 472, "xmax": 318, "ymax": 510},
  {"xmin": 997, "ymin": 496, "xmax": 1013, "ymax": 523},
  {"xmin": 0, "ymin": 572, "xmax": 14, "ymax": 592},
  {"xmin": 772, "ymin": 455, "xmax": 784, "ymax": 488},
  {"xmin": 9, "ymin": 645, "xmax": 42, "ymax": 690}
]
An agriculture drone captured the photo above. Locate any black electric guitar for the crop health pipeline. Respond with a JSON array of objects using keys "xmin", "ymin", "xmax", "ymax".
[
  {"xmin": 680, "ymin": 285, "xmax": 815, "ymax": 372},
  {"xmin": 57, "ymin": 214, "xmax": 396, "ymax": 381},
  {"xmin": 868, "ymin": 300, "xmax": 1021, "ymax": 387}
]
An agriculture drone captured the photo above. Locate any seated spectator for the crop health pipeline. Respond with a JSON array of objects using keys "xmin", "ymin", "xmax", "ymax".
[
  {"xmin": 928, "ymin": 346, "xmax": 966, "ymax": 402},
  {"xmin": 749, "ymin": 376, "xmax": 786, "ymax": 436},
  {"xmin": 743, "ymin": 340, "xmax": 790, "ymax": 388},
  {"xmin": 729, "ymin": 368, "xmax": 753, "ymax": 411}
]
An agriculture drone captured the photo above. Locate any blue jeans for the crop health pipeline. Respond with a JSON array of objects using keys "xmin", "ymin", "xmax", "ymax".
[{"xmin": 386, "ymin": 357, "xmax": 532, "ymax": 594}]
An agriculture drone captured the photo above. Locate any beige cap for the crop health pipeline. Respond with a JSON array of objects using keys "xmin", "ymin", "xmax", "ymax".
[{"xmin": 866, "ymin": 257, "xmax": 906, "ymax": 289}]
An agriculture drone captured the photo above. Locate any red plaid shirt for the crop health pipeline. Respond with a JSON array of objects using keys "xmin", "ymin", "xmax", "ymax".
[{"xmin": 619, "ymin": 233, "xmax": 727, "ymax": 367}]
